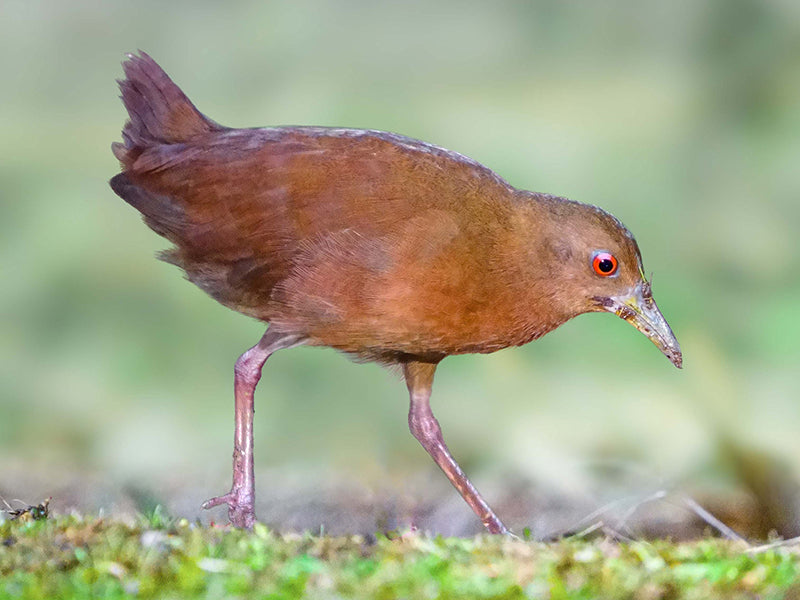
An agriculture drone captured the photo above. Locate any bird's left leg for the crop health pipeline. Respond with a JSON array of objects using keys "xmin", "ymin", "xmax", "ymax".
[{"xmin": 203, "ymin": 328, "xmax": 305, "ymax": 529}]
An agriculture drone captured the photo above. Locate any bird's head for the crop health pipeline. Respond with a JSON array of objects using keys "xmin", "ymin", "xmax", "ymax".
[{"xmin": 526, "ymin": 194, "xmax": 682, "ymax": 368}]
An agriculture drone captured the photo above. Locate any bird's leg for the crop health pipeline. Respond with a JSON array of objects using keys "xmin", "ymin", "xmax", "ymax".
[
  {"xmin": 203, "ymin": 329, "xmax": 304, "ymax": 529},
  {"xmin": 403, "ymin": 360, "xmax": 510, "ymax": 535}
]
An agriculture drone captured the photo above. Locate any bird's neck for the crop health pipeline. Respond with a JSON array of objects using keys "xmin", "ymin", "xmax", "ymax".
[{"xmin": 484, "ymin": 193, "xmax": 588, "ymax": 345}]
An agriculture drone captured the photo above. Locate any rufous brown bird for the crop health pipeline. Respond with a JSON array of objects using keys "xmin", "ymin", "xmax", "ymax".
[{"xmin": 110, "ymin": 52, "xmax": 681, "ymax": 534}]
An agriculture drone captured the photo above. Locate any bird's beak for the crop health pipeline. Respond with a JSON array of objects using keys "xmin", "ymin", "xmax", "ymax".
[{"xmin": 594, "ymin": 281, "xmax": 682, "ymax": 368}]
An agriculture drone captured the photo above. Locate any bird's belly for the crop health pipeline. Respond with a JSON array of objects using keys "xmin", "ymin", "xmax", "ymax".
[{"xmin": 287, "ymin": 277, "xmax": 545, "ymax": 360}]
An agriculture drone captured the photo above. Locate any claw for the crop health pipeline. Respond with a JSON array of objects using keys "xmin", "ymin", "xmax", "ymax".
[
  {"xmin": 201, "ymin": 493, "xmax": 234, "ymax": 510},
  {"xmin": 202, "ymin": 489, "xmax": 255, "ymax": 529}
]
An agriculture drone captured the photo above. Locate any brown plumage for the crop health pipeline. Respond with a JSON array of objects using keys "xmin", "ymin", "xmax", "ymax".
[{"xmin": 111, "ymin": 52, "xmax": 681, "ymax": 534}]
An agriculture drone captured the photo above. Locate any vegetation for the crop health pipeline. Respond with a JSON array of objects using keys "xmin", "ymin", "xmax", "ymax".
[{"xmin": 2, "ymin": 514, "xmax": 799, "ymax": 599}]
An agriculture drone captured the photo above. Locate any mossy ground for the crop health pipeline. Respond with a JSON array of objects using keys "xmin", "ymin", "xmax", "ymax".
[{"xmin": 2, "ymin": 514, "xmax": 800, "ymax": 599}]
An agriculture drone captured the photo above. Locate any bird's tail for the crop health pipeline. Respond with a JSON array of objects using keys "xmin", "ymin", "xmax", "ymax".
[{"xmin": 111, "ymin": 51, "xmax": 221, "ymax": 165}]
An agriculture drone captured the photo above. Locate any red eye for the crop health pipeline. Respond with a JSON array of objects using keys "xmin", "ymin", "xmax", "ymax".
[{"xmin": 592, "ymin": 252, "xmax": 618, "ymax": 276}]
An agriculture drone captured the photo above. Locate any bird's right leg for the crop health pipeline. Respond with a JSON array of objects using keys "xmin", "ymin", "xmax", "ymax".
[
  {"xmin": 203, "ymin": 328, "xmax": 304, "ymax": 529},
  {"xmin": 403, "ymin": 360, "xmax": 510, "ymax": 535}
]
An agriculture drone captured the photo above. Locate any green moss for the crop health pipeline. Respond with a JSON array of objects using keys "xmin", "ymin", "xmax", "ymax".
[{"xmin": 1, "ymin": 516, "xmax": 799, "ymax": 599}]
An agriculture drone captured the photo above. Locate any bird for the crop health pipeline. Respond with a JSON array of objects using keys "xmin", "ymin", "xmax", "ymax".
[{"xmin": 110, "ymin": 51, "xmax": 681, "ymax": 534}]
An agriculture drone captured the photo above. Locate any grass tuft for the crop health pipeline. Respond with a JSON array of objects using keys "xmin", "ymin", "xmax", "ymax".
[{"xmin": 1, "ymin": 516, "xmax": 800, "ymax": 598}]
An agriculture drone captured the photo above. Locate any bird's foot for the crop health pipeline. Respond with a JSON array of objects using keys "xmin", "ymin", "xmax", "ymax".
[
  {"xmin": 202, "ymin": 489, "xmax": 255, "ymax": 529},
  {"xmin": 484, "ymin": 517, "xmax": 512, "ymax": 536}
]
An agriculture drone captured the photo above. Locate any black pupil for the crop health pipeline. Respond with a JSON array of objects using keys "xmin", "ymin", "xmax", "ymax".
[{"xmin": 598, "ymin": 258, "xmax": 614, "ymax": 273}]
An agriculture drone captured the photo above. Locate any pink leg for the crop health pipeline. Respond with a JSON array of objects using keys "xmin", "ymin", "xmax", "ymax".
[
  {"xmin": 403, "ymin": 361, "xmax": 510, "ymax": 535},
  {"xmin": 203, "ymin": 329, "xmax": 303, "ymax": 528}
]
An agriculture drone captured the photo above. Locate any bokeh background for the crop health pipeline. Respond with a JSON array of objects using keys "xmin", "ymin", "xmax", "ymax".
[{"xmin": 1, "ymin": 0, "xmax": 798, "ymax": 538}]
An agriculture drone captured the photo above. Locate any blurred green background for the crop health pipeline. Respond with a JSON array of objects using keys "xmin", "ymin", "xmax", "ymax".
[{"xmin": 1, "ymin": 0, "xmax": 799, "ymax": 536}]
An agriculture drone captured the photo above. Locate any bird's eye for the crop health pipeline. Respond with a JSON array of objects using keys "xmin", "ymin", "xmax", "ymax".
[{"xmin": 592, "ymin": 252, "xmax": 618, "ymax": 276}]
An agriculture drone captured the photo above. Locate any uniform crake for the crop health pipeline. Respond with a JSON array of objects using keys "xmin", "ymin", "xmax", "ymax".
[{"xmin": 111, "ymin": 51, "xmax": 681, "ymax": 534}]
